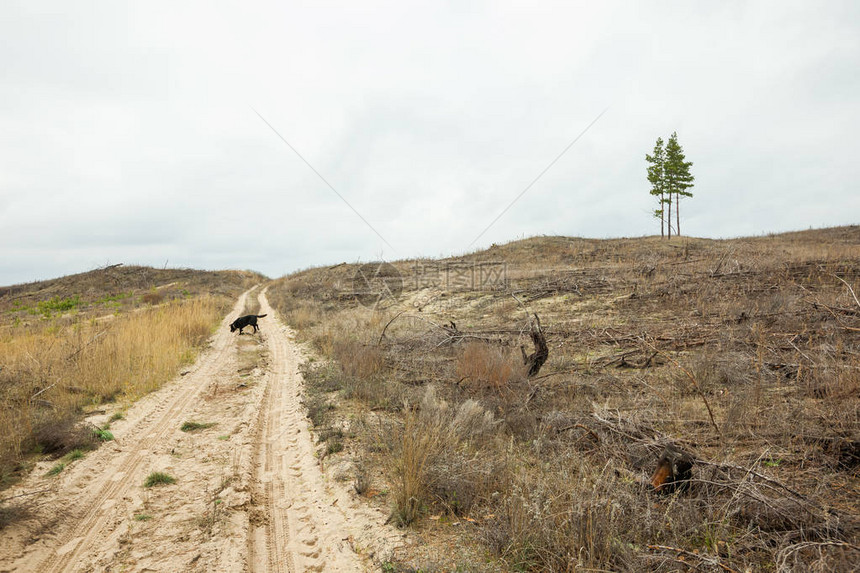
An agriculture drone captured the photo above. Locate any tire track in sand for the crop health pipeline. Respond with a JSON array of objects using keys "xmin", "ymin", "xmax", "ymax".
[
  {"xmin": 33, "ymin": 289, "xmax": 256, "ymax": 573},
  {"xmin": 248, "ymin": 290, "xmax": 364, "ymax": 573}
]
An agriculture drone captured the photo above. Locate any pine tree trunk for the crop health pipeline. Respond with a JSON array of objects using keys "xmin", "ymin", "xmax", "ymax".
[
  {"xmin": 660, "ymin": 192, "xmax": 665, "ymax": 238},
  {"xmin": 676, "ymin": 192, "xmax": 681, "ymax": 236},
  {"xmin": 667, "ymin": 193, "xmax": 672, "ymax": 239}
]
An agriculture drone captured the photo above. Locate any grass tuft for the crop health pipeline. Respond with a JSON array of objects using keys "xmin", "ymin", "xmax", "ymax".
[
  {"xmin": 143, "ymin": 471, "xmax": 176, "ymax": 487},
  {"xmin": 180, "ymin": 421, "xmax": 215, "ymax": 432},
  {"xmin": 93, "ymin": 427, "xmax": 114, "ymax": 442},
  {"xmin": 64, "ymin": 449, "xmax": 85, "ymax": 461},
  {"xmin": 45, "ymin": 462, "xmax": 65, "ymax": 476}
]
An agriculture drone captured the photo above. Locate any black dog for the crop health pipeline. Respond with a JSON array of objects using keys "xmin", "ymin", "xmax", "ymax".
[{"xmin": 229, "ymin": 314, "xmax": 267, "ymax": 334}]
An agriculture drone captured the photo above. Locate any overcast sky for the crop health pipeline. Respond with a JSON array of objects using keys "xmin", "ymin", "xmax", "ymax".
[{"xmin": 1, "ymin": 1, "xmax": 858, "ymax": 285}]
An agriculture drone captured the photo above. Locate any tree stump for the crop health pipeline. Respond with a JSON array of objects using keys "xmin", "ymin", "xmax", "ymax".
[
  {"xmin": 650, "ymin": 446, "xmax": 693, "ymax": 494},
  {"xmin": 521, "ymin": 313, "xmax": 548, "ymax": 377}
]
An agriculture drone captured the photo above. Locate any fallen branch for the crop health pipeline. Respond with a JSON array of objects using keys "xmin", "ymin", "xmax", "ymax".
[
  {"xmin": 527, "ymin": 370, "xmax": 567, "ymax": 382},
  {"xmin": 378, "ymin": 313, "xmax": 500, "ymax": 347},
  {"xmin": 694, "ymin": 459, "xmax": 822, "ymax": 506},
  {"xmin": 810, "ymin": 300, "xmax": 860, "ymax": 317},
  {"xmin": 555, "ymin": 423, "xmax": 600, "ymax": 442},
  {"xmin": 817, "ymin": 300, "xmax": 860, "ymax": 332}
]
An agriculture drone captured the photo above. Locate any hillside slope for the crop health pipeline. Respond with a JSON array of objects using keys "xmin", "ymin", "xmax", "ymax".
[{"xmin": 267, "ymin": 227, "xmax": 860, "ymax": 572}]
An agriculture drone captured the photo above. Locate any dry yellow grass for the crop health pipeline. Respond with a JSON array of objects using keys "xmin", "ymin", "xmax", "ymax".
[{"xmin": 0, "ymin": 295, "xmax": 227, "ymax": 480}]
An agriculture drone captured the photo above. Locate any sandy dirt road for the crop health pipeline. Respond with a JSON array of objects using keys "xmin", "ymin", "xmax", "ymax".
[{"xmin": 0, "ymin": 288, "xmax": 395, "ymax": 572}]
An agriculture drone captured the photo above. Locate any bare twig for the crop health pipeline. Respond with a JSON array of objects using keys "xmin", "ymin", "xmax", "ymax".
[
  {"xmin": 30, "ymin": 383, "xmax": 56, "ymax": 401},
  {"xmin": 787, "ymin": 339, "xmax": 817, "ymax": 366},
  {"xmin": 65, "ymin": 329, "xmax": 109, "ymax": 362},
  {"xmin": 510, "ymin": 292, "xmax": 531, "ymax": 323},
  {"xmin": 0, "ymin": 488, "xmax": 53, "ymax": 504},
  {"xmin": 648, "ymin": 544, "xmax": 740, "ymax": 573},
  {"xmin": 832, "ymin": 273, "xmax": 860, "ymax": 309},
  {"xmin": 776, "ymin": 541, "xmax": 860, "ymax": 572},
  {"xmin": 377, "ymin": 310, "xmax": 406, "ymax": 345}
]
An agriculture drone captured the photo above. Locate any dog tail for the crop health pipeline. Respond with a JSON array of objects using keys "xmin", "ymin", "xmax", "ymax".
[{"xmin": 257, "ymin": 314, "xmax": 268, "ymax": 318}]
